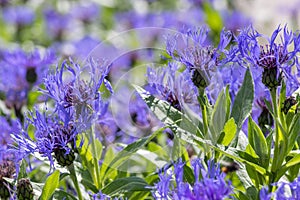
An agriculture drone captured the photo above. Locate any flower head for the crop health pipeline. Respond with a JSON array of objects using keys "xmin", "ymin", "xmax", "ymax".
[
  {"xmin": 3, "ymin": 6, "xmax": 35, "ymax": 26},
  {"xmin": 44, "ymin": 8, "xmax": 71, "ymax": 40},
  {"xmin": 42, "ymin": 58, "xmax": 112, "ymax": 129},
  {"xmin": 71, "ymin": 2, "xmax": 100, "ymax": 24},
  {"xmin": 153, "ymin": 158, "xmax": 233, "ymax": 200},
  {"xmin": 12, "ymin": 108, "xmax": 78, "ymax": 169},
  {"xmin": 146, "ymin": 62, "xmax": 199, "ymax": 111},
  {"xmin": 0, "ymin": 48, "xmax": 55, "ymax": 113},
  {"xmin": 236, "ymin": 25, "xmax": 300, "ymax": 91}
]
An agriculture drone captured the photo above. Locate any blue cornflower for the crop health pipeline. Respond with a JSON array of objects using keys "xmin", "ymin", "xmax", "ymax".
[
  {"xmin": 2, "ymin": 6, "xmax": 35, "ymax": 26},
  {"xmin": 260, "ymin": 176, "xmax": 300, "ymax": 200},
  {"xmin": 166, "ymin": 26, "xmax": 232, "ymax": 89},
  {"xmin": 146, "ymin": 62, "xmax": 199, "ymax": 111},
  {"xmin": 43, "ymin": 8, "xmax": 71, "ymax": 40},
  {"xmin": 12, "ymin": 108, "xmax": 78, "ymax": 169},
  {"xmin": 42, "ymin": 58, "xmax": 112, "ymax": 130},
  {"xmin": 152, "ymin": 158, "xmax": 233, "ymax": 200},
  {"xmin": 2, "ymin": 48, "xmax": 55, "ymax": 85},
  {"xmin": 0, "ymin": 48, "xmax": 55, "ymax": 118},
  {"xmin": 0, "ymin": 116, "xmax": 20, "ymax": 161},
  {"xmin": 236, "ymin": 25, "xmax": 300, "ymax": 93},
  {"xmin": 71, "ymin": 2, "xmax": 100, "ymax": 24}
]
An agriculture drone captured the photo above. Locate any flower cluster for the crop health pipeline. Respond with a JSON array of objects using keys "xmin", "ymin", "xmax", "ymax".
[
  {"xmin": 153, "ymin": 159, "xmax": 233, "ymax": 200},
  {"xmin": 12, "ymin": 58, "xmax": 113, "ymax": 169},
  {"xmin": 260, "ymin": 176, "xmax": 300, "ymax": 200}
]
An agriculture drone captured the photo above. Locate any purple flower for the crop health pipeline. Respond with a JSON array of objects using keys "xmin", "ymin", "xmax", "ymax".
[
  {"xmin": 72, "ymin": 36, "xmax": 100, "ymax": 60},
  {"xmin": 0, "ymin": 48, "xmax": 55, "ymax": 112},
  {"xmin": 71, "ymin": 2, "xmax": 100, "ymax": 23},
  {"xmin": 236, "ymin": 25, "xmax": 300, "ymax": 93},
  {"xmin": 260, "ymin": 176, "xmax": 300, "ymax": 200},
  {"xmin": 152, "ymin": 158, "xmax": 233, "ymax": 200},
  {"xmin": 0, "ymin": 116, "xmax": 20, "ymax": 162},
  {"xmin": 42, "ymin": 58, "xmax": 112, "ymax": 131},
  {"xmin": 146, "ymin": 62, "xmax": 199, "ymax": 111},
  {"xmin": 44, "ymin": 8, "xmax": 71, "ymax": 40},
  {"xmin": 222, "ymin": 11, "xmax": 251, "ymax": 32},
  {"xmin": 12, "ymin": 108, "xmax": 78, "ymax": 169},
  {"xmin": 165, "ymin": 26, "xmax": 232, "ymax": 103},
  {"xmin": 2, "ymin": 48, "xmax": 55, "ymax": 85},
  {"xmin": 2, "ymin": 6, "xmax": 35, "ymax": 26}
]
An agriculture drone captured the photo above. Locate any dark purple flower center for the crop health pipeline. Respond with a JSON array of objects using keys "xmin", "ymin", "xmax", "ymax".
[
  {"xmin": 26, "ymin": 67, "xmax": 37, "ymax": 84},
  {"xmin": 163, "ymin": 88, "xmax": 181, "ymax": 111},
  {"xmin": 257, "ymin": 45, "xmax": 288, "ymax": 69}
]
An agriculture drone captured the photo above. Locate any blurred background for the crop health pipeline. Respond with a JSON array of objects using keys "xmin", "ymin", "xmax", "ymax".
[{"xmin": 1, "ymin": 0, "xmax": 299, "ymax": 56}]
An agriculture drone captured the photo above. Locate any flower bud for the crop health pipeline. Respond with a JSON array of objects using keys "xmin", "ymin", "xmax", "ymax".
[
  {"xmin": 17, "ymin": 178, "xmax": 34, "ymax": 200},
  {"xmin": 281, "ymin": 96, "xmax": 297, "ymax": 114},
  {"xmin": 54, "ymin": 148, "xmax": 75, "ymax": 167},
  {"xmin": 261, "ymin": 67, "xmax": 282, "ymax": 90}
]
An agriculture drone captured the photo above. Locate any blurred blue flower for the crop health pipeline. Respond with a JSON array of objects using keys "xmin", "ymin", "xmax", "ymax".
[
  {"xmin": 71, "ymin": 2, "xmax": 100, "ymax": 24},
  {"xmin": 72, "ymin": 36, "xmax": 100, "ymax": 60},
  {"xmin": 152, "ymin": 158, "xmax": 233, "ymax": 200},
  {"xmin": 2, "ymin": 48, "xmax": 55, "ymax": 84},
  {"xmin": 0, "ymin": 48, "xmax": 55, "ymax": 112},
  {"xmin": 0, "ymin": 116, "xmax": 20, "ymax": 162},
  {"xmin": 2, "ymin": 6, "xmax": 35, "ymax": 26},
  {"xmin": 44, "ymin": 8, "xmax": 71, "ymax": 40},
  {"xmin": 222, "ymin": 11, "xmax": 251, "ymax": 32}
]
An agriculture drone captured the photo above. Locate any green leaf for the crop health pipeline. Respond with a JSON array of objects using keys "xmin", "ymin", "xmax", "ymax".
[
  {"xmin": 134, "ymin": 85, "xmax": 202, "ymax": 137},
  {"xmin": 81, "ymin": 178, "xmax": 98, "ymax": 193},
  {"xmin": 103, "ymin": 128, "xmax": 163, "ymax": 180},
  {"xmin": 18, "ymin": 159, "xmax": 28, "ymax": 180},
  {"xmin": 287, "ymin": 114, "xmax": 300, "ymax": 153},
  {"xmin": 230, "ymin": 69, "xmax": 254, "ymax": 131},
  {"xmin": 102, "ymin": 177, "xmax": 150, "ymax": 196},
  {"xmin": 92, "ymin": 138, "xmax": 103, "ymax": 161},
  {"xmin": 248, "ymin": 116, "xmax": 269, "ymax": 168},
  {"xmin": 183, "ymin": 165, "xmax": 195, "ymax": 184},
  {"xmin": 220, "ymin": 118, "xmax": 237, "ymax": 146},
  {"xmin": 40, "ymin": 170, "xmax": 60, "ymax": 200},
  {"xmin": 209, "ymin": 90, "xmax": 227, "ymax": 143},
  {"xmin": 276, "ymin": 154, "xmax": 300, "ymax": 182},
  {"xmin": 203, "ymin": 2, "xmax": 223, "ymax": 37},
  {"xmin": 100, "ymin": 146, "xmax": 115, "ymax": 181},
  {"xmin": 225, "ymin": 85, "xmax": 232, "ymax": 121},
  {"xmin": 53, "ymin": 190, "xmax": 77, "ymax": 200},
  {"xmin": 172, "ymin": 125, "xmax": 266, "ymax": 175}
]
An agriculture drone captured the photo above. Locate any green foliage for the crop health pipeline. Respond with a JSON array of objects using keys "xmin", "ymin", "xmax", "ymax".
[
  {"xmin": 231, "ymin": 69, "xmax": 254, "ymax": 132},
  {"xmin": 102, "ymin": 177, "xmax": 151, "ymax": 197},
  {"xmin": 40, "ymin": 170, "xmax": 60, "ymax": 200}
]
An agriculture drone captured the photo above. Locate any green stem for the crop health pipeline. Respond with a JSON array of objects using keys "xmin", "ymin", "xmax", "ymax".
[
  {"xmin": 270, "ymin": 89, "xmax": 281, "ymax": 173},
  {"xmin": 68, "ymin": 164, "xmax": 83, "ymax": 200},
  {"xmin": 202, "ymin": 105, "xmax": 209, "ymax": 137},
  {"xmin": 89, "ymin": 126, "xmax": 101, "ymax": 189}
]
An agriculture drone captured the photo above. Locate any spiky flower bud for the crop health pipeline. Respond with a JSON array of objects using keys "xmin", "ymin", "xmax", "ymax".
[
  {"xmin": 192, "ymin": 70, "xmax": 208, "ymax": 88},
  {"xmin": 261, "ymin": 67, "xmax": 282, "ymax": 90},
  {"xmin": 258, "ymin": 108, "xmax": 274, "ymax": 135},
  {"xmin": 54, "ymin": 149, "xmax": 75, "ymax": 167},
  {"xmin": 282, "ymin": 96, "xmax": 297, "ymax": 114},
  {"xmin": 0, "ymin": 160, "xmax": 15, "ymax": 199},
  {"xmin": 0, "ymin": 180, "xmax": 11, "ymax": 199},
  {"xmin": 17, "ymin": 178, "xmax": 34, "ymax": 200}
]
